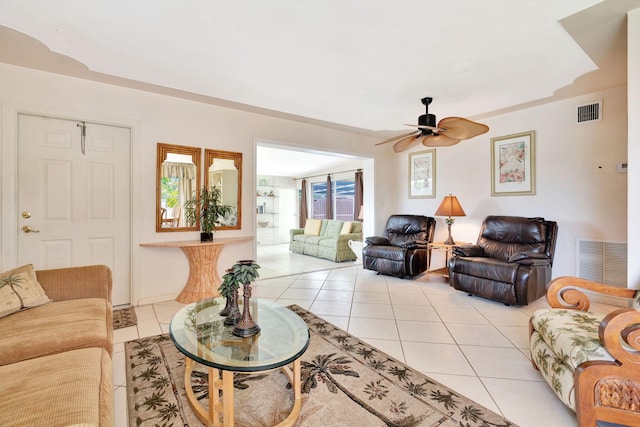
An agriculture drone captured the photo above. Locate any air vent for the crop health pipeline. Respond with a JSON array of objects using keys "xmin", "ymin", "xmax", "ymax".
[
  {"xmin": 576, "ymin": 239, "xmax": 628, "ymax": 307},
  {"xmin": 576, "ymin": 101, "xmax": 602, "ymax": 124}
]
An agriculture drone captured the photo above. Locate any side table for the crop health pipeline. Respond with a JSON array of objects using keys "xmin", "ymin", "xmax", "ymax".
[{"xmin": 426, "ymin": 241, "xmax": 470, "ymax": 279}]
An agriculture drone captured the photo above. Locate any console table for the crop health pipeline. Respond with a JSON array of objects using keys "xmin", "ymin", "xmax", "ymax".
[{"xmin": 140, "ymin": 237, "xmax": 253, "ymax": 303}]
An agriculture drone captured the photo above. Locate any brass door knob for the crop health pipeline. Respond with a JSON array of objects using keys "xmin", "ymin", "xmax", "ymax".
[{"xmin": 21, "ymin": 226, "xmax": 40, "ymax": 233}]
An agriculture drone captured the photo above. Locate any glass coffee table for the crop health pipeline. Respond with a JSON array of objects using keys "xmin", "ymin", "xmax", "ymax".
[{"xmin": 170, "ymin": 298, "xmax": 310, "ymax": 427}]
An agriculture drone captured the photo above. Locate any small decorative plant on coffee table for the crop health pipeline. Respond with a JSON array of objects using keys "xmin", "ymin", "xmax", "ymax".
[
  {"xmin": 219, "ymin": 268, "xmax": 242, "ymax": 326},
  {"xmin": 184, "ymin": 186, "xmax": 233, "ymax": 242}
]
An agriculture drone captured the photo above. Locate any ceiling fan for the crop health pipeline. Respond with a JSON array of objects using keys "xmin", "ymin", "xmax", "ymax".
[{"xmin": 376, "ymin": 97, "xmax": 490, "ymax": 152}]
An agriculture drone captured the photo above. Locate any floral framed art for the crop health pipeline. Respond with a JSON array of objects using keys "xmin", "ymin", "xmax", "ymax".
[
  {"xmin": 491, "ymin": 130, "xmax": 536, "ymax": 196},
  {"xmin": 409, "ymin": 149, "xmax": 436, "ymax": 198}
]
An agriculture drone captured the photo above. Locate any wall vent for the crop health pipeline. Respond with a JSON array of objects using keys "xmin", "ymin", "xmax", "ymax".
[
  {"xmin": 576, "ymin": 239, "xmax": 627, "ymax": 288},
  {"xmin": 576, "ymin": 101, "xmax": 602, "ymax": 124}
]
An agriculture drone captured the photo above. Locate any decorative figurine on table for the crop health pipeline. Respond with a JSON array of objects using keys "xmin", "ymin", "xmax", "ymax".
[
  {"xmin": 231, "ymin": 260, "xmax": 261, "ymax": 337},
  {"xmin": 218, "ymin": 269, "xmax": 241, "ymax": 326}
]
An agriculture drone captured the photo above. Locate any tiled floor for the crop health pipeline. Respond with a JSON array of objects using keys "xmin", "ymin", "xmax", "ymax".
[{"xmin": 112, "ymin": 244, "xmax": 621, "ymax": 427}]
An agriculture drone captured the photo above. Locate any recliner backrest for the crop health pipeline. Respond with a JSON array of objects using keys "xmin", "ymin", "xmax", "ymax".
[
  {"xmin": 383, "ymin": 214, "xmax": 434, "ymax": 247},
  {"xmin": 476, "ymin": 215, "xmax": 558, "ymax": 264}
]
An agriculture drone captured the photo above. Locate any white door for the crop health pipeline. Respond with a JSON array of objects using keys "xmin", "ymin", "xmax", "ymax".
[{"xmin": 17, "ymin": 114, "xmax": 132, "ymax": 306}]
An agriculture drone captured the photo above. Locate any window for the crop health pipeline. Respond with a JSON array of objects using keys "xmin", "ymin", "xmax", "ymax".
[{"xmin": 310, "ymin": 179, "xmax": 355, "ymax": 220}]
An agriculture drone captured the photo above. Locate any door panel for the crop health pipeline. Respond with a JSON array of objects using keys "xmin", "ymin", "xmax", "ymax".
[{"xmin": 17, "ymin": 114, "xmax": 132, "ymax": 306}]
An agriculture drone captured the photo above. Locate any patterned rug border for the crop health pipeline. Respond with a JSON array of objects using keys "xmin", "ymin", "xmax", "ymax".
[
  {"xmin": 113, "ymin": 306, "xmax": 137, "ymax": 330},
  {"xmin": 125, "ymin": 304, "xmax": 517, "ymax": 426}
]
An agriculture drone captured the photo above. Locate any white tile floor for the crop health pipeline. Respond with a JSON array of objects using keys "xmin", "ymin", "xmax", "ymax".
[{"xmin": 112, "ymin": 244, "xmax": 622, "ymax": 427}]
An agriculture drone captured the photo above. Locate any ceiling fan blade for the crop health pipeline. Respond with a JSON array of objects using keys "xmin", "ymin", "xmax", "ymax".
[
  {"xmin": 375, "ymin": 130, "xmax": 420, "ymax": 146},
  {"xmin": 403, "ymin": 123, "xmax": 445, "ymax": 132},
  {"xmin": 437, "ymin": 117, "xmax": 489, "ymax": 140},
  {"xmin": 393, "ymin": 134, "xmax": 421, "ymax": 152},
  {"xmin": 422, "ymin": 133, "xmax": 461, "ymax": 147}
]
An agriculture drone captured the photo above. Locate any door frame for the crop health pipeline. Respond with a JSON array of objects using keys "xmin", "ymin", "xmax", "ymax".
[{"xmin": 1, "ymin": 101, "xmax": 143, "ymax": 304}]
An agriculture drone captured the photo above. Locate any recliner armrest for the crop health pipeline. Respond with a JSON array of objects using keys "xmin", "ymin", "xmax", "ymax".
[
  {"xmin": 365, "ymin": 236, "xmax": 389, "ymax": 246},
  {"xmin": 402, "ymin": 239, "xmax": 428, "ymax": 249},
  {"xmin": 453, "ymin": 245, "xmax": 484, "ymax": 257},
  {"xmin": 508, "ymin": 252, "xmax": 550, "ymax": 265}
]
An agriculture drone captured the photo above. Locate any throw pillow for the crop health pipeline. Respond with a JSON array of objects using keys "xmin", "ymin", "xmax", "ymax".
[
  {"xmin": 340, "ymin": 221, "xmax": 352, "ymax": 235},
  {"xmin": 0, "ymin": 264, "xmax": 50, "ymax": 319},
  {"xmin": 303, "ymin": 219, "xmax": 322, "ymax": 236}
]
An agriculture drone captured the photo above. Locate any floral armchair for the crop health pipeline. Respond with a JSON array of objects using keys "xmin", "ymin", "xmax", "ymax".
[{"xmin": 529, "ymin": 276, "xmax": 640, "ymax": 427}]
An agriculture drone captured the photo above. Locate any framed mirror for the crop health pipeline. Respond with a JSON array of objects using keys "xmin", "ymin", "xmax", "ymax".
[
  {"xmin": 204, "ymin": 149, "xmax": 242, "ymax": 230},
  {"xmin": 156, "ymin": 143, "xmax": 201, "ymax": 232}
]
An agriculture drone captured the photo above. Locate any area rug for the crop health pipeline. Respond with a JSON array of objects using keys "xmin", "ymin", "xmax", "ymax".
[
  {"xmin": 125, "ymin": 305, "xmax": 516, "ymax": 427},
  {"xmin": 113, "ymin": 307, "xmax": 137, "ymax": 330}
]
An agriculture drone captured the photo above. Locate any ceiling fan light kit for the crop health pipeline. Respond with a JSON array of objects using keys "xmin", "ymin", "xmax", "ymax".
[{"xmin": 377, "ymin": 97, "xmax": 490, "ymax": 152}]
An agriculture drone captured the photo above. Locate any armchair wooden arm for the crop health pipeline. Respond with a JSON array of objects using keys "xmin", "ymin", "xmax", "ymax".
[
  {"xmin": 545, "ymin": 276, "xmax": 636, "ymax": 312},
  {"xmin": 574, "ymin": 308, "xmax": 640, "ymax": 426}
]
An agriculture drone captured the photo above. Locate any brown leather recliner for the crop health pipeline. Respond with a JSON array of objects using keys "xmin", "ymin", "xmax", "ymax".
[
  {"xmin": 448, "ymin": 215, "xmax": 558, "ymax": 305},
  {"xmin": 362, "ymin": 214, "xmax": 436, "ymax": 278}
]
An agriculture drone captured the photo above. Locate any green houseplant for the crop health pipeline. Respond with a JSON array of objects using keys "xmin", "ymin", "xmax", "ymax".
[{"xmin": 184, "ymin": 185, "xmax": 233, "ymax": 241}]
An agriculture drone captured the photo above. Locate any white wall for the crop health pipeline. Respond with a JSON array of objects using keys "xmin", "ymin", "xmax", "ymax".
[
  {"xmin": 628, "ymin": 9, "xmax": 640, "ymax": 290},
  {"xmin": 0, "ymin": 62, "xmax": 632, "ymax": 305},
  {"xmin": 0, "ymin": 63, "xmax": 381, "ymax": 305},
  {"xmin": 384, "ymin": 86, "xmax": 628, "ymax": 279}
]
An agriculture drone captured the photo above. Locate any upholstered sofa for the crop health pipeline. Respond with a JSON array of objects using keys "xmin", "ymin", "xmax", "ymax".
[
  {"xmin": 290, "ymin": 219, "xmax": 363, "ymax": 262},
  {"xmin": 0, "ymin": 264, "xmax": 113, "ymax": 426}
]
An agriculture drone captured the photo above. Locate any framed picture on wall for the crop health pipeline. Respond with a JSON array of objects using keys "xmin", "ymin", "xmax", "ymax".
[
  {"xmin": 491, "ymin": 130, "xmax": 536, "ymax": 196},
  {"xmin": 409, "ymin": 149, "xmax": 436, "ymax": 198}
]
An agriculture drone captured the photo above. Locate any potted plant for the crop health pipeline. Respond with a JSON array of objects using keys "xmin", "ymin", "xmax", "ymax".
[{"xmin": 184, "ymin": 185, "xmax": 233, "ymax": 241}]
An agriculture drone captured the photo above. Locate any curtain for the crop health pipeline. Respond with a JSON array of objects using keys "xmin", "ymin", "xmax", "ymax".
[
  {"xmin": 162, "ymin": 161, "xmax": 196, "ymax": 227},
  {"xmin": 326, "ymin": 175, "xmax": 333, "ymax": 220},
  {"xmin": 354, "ymin": 170, "xmax": 363, "ymax": 221},
  {"xmin": 299, "ymin": 179, "xmax": 308, "ymax": 228}
]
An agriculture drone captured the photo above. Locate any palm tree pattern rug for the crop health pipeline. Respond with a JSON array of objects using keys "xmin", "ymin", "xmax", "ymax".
[
  {"xmin": 125, "ymin": 305, "xmax": 516, "ymax": 426},
  {"xmin": 113, "ymin": 307, "xmax": 137, "ymax": 330}
]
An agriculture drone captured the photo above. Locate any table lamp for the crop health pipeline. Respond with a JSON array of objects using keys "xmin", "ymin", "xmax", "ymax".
[{"xmin": 434, "ymin": 194, "xmax": 466, "ymax": 245}]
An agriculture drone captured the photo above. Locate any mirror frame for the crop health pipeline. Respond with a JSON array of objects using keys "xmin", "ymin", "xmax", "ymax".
[
  {"xmin": 156, "ymin": 143, "xmax": 201, "ymax": 232},
  {"xmin": 204, "ymin": 149, "xmax": 242, "ymax": 230}
]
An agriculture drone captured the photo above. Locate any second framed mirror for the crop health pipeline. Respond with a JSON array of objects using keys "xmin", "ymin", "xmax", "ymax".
[{"xmin": 204, "ymin": 149, "xmax": 242, "ymax": 230}]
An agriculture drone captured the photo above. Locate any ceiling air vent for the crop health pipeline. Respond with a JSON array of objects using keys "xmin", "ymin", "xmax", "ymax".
[{"xmin": 576, "ymin": 101, "xmax": 602, "ymax": 124}]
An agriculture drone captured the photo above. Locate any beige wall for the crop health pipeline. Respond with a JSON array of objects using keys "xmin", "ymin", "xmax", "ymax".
[
  {"xmin": 0, "ymin": 60, "xmax": 632, "ymax": 304},
  {"xmin": 0, "ymin": 63, "xmax": 380, "ymax": 304},
  {"xmin": 377, "ymin": 86, "xmax": 628, "ymax": 279},
  {"xmin": 628, "ymin": 8, "xmax": 640, "ymax": 290}
]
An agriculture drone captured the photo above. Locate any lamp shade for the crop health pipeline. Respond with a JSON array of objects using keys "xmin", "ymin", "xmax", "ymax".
[{"xmin": 434, "ymin": 195, "xmax": 466, "ymax": 217}]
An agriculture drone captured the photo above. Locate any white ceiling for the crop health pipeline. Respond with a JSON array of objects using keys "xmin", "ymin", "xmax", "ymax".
[
  {"xmin": 1, "ymin": 0, "xmax": 638, "ymax": 176},
  {"xmin": 1, "ymin": 0, "xmax": 638, "ymax": 133}
]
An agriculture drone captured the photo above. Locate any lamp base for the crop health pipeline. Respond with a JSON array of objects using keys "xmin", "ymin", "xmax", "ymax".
[{"xmin": 444, "ymin": 223, "xmax": 456, "ymax": 246}]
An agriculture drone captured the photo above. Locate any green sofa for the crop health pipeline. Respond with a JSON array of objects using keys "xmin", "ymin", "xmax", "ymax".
[{"xmin": 290, "ymin": 219, "xmax": 363, "ymax": 262}]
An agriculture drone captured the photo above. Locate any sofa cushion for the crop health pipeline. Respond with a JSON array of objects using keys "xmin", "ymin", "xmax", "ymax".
[
  {"xmin": 340, "ymin": 221, "xmax": 352, "ymax": 234},
  {"xmin": 530, "ymin": 309, "xmax": 614, "ymax": 370},
  {"xmin": 0, "ymin": 264, "xmax": 50, "ymax": 319},
  {"xmin": 0, "ymin": 347, "xmax": 113, "ymax": 426},
  {"xmin": 0, "ymin": 298, "xmax": 112, "ymax": 366},
  {"xmin": 323, "ymin": 220, "xmax": 344, "ymax": 238},
  {"xmin": 303, "ymin": 219, "xmax": 322, "ymax": 236}
]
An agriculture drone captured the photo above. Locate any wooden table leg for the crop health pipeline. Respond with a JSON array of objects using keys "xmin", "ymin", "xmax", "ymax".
[{"xmin": 175, "ymin": 244, "xmax": 223, "ymax": 303}]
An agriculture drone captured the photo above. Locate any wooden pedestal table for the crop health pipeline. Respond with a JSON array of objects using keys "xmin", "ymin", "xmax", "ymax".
[
  {"xmin": 140, "ymin": 237, "xmax": 252, "ymax": 303},
  {"xmin": 426, "ymin": 241, "xmax": 470, "ymax": 280},
  {"xmin": 170, "ymin": 298, "xmax": 310, "ymax": 427}
]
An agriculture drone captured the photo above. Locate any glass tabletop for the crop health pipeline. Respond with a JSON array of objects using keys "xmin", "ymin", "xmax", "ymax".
[{"xmin": 169, "ymin": 298, "xmax": 310, "ymax": 372}]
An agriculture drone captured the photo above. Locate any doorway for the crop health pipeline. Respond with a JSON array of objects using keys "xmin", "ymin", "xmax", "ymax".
[
  {"xmin": 17, "ymin": 113, "xmax": 132, "ymax": 306},
  {"xmin": 255, "ymin": 142, "xmax": 373, "ymax": 278}
]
